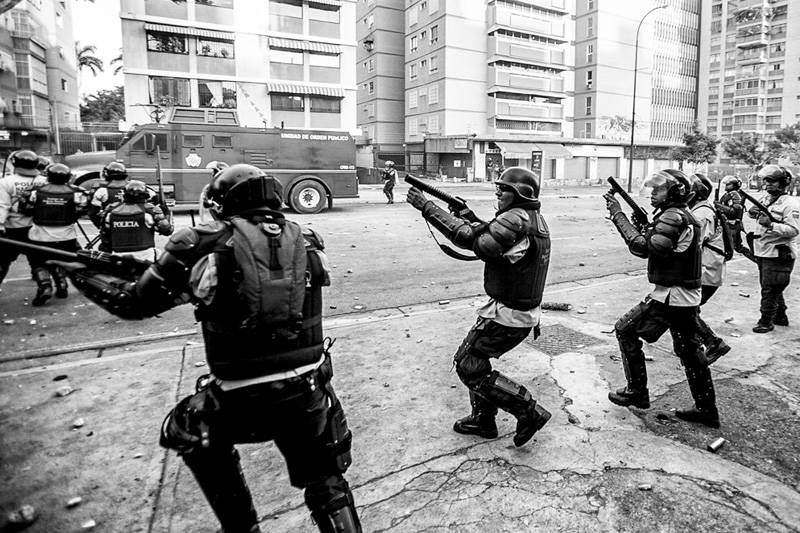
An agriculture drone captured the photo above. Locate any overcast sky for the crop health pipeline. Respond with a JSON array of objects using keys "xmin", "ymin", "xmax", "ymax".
[{"xmin": 74, "ymin": 0, "xmax": 122, "ymax": 99}]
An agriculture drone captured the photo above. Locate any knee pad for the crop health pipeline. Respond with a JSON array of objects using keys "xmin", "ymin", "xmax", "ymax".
[
  {"xmin": 455, "ymin": 353, "xmax": 491, "ymax": 389},
  {"xmin": 159, "ymin": 384, "xmax": 221, "ymax": 454},
  {"xmin": 615, "ymin": 300, "xmax": 650, "ymax": 336},
  {"xmin": 482, "ymin": 371, "xmax": 531, "ymax": 402}
]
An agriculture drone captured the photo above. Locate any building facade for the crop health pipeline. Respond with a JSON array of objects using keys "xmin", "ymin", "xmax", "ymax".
[
  {"xmin": 119, "ymin": 0, "xmax": 357, "ymax": 133},
  {"xmin": 0, "ymin": 0, "xmax": 80, "ymax": 158},
  {"xmin": 573, "ymin": 0, "xmax": 700, "ymax": 145},
  {"xmin": 698, "ymin": 0, "xmax": 799, "ymax": 148}
]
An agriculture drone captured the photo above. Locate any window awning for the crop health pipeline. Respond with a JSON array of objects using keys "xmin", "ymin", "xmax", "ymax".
[
  {"xmin": 309, "ymin": 0, "xmax": 341, "ymax": 7},
  {"xmin": 144, "ymin": 23, "xmax": 235, "ymax": 41},
  {"xmin": 540, "ymin": 143, "xmax": 573, "ymax": 159},
  {"xmin": 267, "ymin": 82, "xmax": 344, "ymax": 97},
  {"xmin": 268, "ymin": 38, "xmax": 340, "ymax": 54},
  {"xmin": 496, "ymin": 141, "xmax": 541, "ymax": 159}
]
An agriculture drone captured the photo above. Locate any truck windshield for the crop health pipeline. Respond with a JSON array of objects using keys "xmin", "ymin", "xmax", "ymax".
[{"xmin": 118, "ymin": 128, "xmax": 137, "ymax": 149}]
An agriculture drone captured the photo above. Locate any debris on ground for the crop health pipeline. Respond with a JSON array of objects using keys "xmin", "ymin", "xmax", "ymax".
[
  {"xmin": 194, "ymin": 361, "xmax": 206, "ymax": 367},
  {"xmin": 6, "ymin": 505, "xmax": 37, "ymax": 527},
  {"xmin": 72, "ymin": 418, "xmax": 85, "ymax": 429},
  {"xmin": 66, "ymin": 496, "xmax": 83, "ymax": 508},
  {"xmin": 567, "ymin": 413, "xmax": 580, "ymax": 425},
  {"xmin": 707, "ymin": 437, "xmax": 726, "ymax": 453},
  {"xmin": 541, "ymin": 302, "xmax": 571, "ymax": 311},
  {"xmin": 56, "ymin": 385, "xmax": 74, "ymax": 397},
  {"xmin": 637, "ymin": 484, "xmax": 653, "ymax": 491},
  {"xmin": 438, "ymin": 300, "xmax": 450, "ymax": 305},
  {"xmin": 81, "ymin": 519, "xmax": 97, "ymax": 529},
  {"xmin": 738, "ymin": 292, "xmax": 750, "ymax": 298}
]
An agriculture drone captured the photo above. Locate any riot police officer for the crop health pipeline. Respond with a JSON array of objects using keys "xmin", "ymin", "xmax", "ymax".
[
  {"xmin": 99, "ymin": 180, "xmax": 173, "ymax": 261},
  {"xmin": 381, "ymin": 160, "xmax": 397, "ymax": 204},
  {"xmin": 88, "ymin": 161, "xmax": 131, "ymax": 227},
  {"xmin": 747, "ymin": 165, "xmax": 799, "ymax": 333},
  {"xmin": 407, "ymin": 167, "xmax": 552, "ymax": 447},
  {"xmin": 714, "ymin": 175, "xmax": 745, "ymax": 253},
  {"xmin": 52, "ymin": 164, "xmax": 361, "ymax": 533},
  {"xmin": 25, "ymin": 163, "xmax": 89, "ymax": 305},
  {"xmin": 0, "ymin": 150, "xmax": 45, "ymax": 286},
  {"xmin": 604, "ymin": 169, "xmax": 719, "ymax": 428},
  {"xmin": 688, "ymin": 174, "xmax": 729, "ymax": 363},
  {"xmin": 199, "ymin": 161, "xmax": 230, "ymax": 224}
]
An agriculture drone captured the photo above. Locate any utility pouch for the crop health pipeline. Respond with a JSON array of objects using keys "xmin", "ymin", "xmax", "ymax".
[{"xmin": 777, "ymin": 244, "xmax": 794, "ymax": 262}]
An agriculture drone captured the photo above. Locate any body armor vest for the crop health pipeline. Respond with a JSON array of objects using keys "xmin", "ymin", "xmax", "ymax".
[
  {"xmin": 646, "ymin": 207, "xmax": 702, "ymax": 289},
  {"xmin": 483, "ymin": 208, "xmax": 551, "ymax": 311},
  {"xmin": 108, "ymin": 204, "xmax": 155, "ymax": 252},
  {"xmin": 104, "ymin": 181, "xmax": 127, "ymax": 208},
  {"xmin": 33, "ymin": 183, "xmax": 77, "ymax": 227},
  {"xmin": 185, "ymin": 222, "xmax": 326, "ymax": 380}
]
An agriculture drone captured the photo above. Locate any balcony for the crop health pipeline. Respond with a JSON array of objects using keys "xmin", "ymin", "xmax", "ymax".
[
  {"xmin": 491, "ymin": 99, "xmax": 563, "ymax": 121},
  {"xmin": 736, "ymin": 23, "xmax": 769, "ymax": 48},
  {"xmin": 732, "ymin": 105, "xmax": 762, "ymax": 114},
  {"xmin": 488, "ymin": 65, "xmax": 564, "ymax": 95},
  {"xmin": 734, "ymin": 86, "xmax": 763, "ymax": 96},
  {"xmin": 737, "ymin": 51, "xmax": 767, "ymax": 65},
  {"xmin": 488, "ymin": 4, "xmax": 566, "ymax": 41},
  {"xmin": 489, "ymin": 36, "xmax": 565, "ymax": 69}
]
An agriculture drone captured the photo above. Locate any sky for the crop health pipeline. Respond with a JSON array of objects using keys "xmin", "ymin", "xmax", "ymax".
[{"xmin": 73, "ymin": 0, "xmax": 122, "ymax": 100}]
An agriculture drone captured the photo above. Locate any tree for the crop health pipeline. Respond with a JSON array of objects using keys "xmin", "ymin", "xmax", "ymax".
[
  {"xmin": 766, "ymin": 122, "xmax": 800, "ymax": 164},
  {"xmin": 110, "ymin": 51, "xmax": 123, "ymax": 75},
  {"xmin": 722, "ymin": 135, "xmax": 776, "ymax": 168},
  {"xmin": 670, "ymin": 123, "xmax": 719, "ymax": 171},
  {"xmin": 80, "ymin": 86, "xmax": 124, "ymax": 123},
  {"xmin": 75, "ymin": 43, "xmax": 104, "ymax": 76}
]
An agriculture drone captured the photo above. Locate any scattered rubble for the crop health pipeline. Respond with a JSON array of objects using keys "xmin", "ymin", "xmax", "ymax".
[{"xmin": 6, "ymin": 504, "xmax": 37, "ymax": 527}]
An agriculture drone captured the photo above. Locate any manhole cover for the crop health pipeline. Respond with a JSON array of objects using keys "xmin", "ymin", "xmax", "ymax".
[{"xmin": 526, "ymin": 323, "xmax": 605, "ymax": 356}]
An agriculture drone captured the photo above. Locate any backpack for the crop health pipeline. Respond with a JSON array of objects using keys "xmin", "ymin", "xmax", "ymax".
[{"xmin": 229, "ymin": 216, "xmax": 307, "ymax": 331}]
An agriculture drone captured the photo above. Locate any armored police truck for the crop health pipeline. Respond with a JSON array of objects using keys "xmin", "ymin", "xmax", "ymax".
[{"xmin": 66, "ymin": 109, "xmax": 358, "ymax": 214}]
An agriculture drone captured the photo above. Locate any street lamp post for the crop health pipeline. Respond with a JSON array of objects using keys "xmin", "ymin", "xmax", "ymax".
[{"xmin": 627, "ymin": 4, "xmax": 668, "ymax": 193}]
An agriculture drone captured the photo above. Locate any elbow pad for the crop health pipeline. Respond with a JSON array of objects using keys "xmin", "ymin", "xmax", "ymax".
[
  {"xmin": 610, "ymin": 212, "xmax": 647, "ymax": 257},
  {"xmin": 421, "ymin": 201, "xmax": 478, "ymax": 249}
]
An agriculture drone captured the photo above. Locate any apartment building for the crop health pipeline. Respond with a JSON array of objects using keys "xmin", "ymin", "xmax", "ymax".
[
  {"xmin": 355, "ymin": 0, "xmax": 404, "ymax": 169},
  {"xmin": 119, "ymin": 0, "xmax": 356, "ymax": 131},
  {"xmin": 698, "ymin": 0, "xmax": 800, "ymax": 145},
  {"xmin": 573, "ymin": 0, "xmax": 700, "ymax": 145},
  {"xmin": 0, "ymin": 0, "xmax": 80, "ymax": 157}
]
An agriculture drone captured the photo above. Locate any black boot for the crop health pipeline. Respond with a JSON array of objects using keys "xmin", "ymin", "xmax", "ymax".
[
  {"xmin": 475, "ymin": 372, "xmax": 550, "ymax": 447},
  {"xmin": 753, "ymin": 321, "xmax": 774, "ymax": 333},
  {"xmin": 609, "ymin": 346, "xmax": 650, "ymax": 408},
  {"xmin": 53, "ymin": 269, "xmax": 69, "ymax": 298},
  {"xmin": 307, "ymin": 478, "xmax": 362, "ymax": 533},
  {"xmin": 32, "ymin": 269, "xmax": 52, "ymax": 307},
  {"xmin": 677, "ymin": 366, "xmax": 719, "ymax": 428},
  {"xmin": 182, "ymin": 448, "xmax": 260, "ymax": 533},
  {"xmin": 608, "ymin": 386, "xmax": 650, "ymax": 408},
  {"xmin": 704, "ymin": 337, "xmax": 731, "ymax": 365},
  {"xmin": 453, "ymin": 391, "xmax": 498, "ymax": 439},
  {"xmin": 774, "ymin": 309, "xmax": 789, "ymax": 327}
]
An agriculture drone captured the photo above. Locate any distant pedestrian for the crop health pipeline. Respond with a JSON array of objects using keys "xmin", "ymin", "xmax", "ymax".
[{"xmin": 381, "ymin": 160, "xmax": 397, "ymax": 204}]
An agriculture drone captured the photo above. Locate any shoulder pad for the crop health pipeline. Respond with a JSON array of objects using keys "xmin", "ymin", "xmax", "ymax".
[
  {"xmin": 195, "ymin": 220, "xmax": 227, "ymax": 234},
  {"xmin": 302, "ymin": 226, "xmax": 325, "ymax": 250},
  {"xmin": 489, "ymin": 208, "xmax": 529, "ymax": 245},
  {"xmin": 652, "ymin": 208, "xmax": 687, "ymax": 240},
  {"xmin": 165, "ymin": 227, "xmax": 199, "ymax": 252}
]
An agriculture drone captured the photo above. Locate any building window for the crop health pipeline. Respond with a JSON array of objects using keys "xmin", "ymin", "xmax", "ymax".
[
  {"xmin": 364, "ymin": 13, "xmax": 374, "ymax": 28},
  {"xmin": 409, "ymin": 90, "xmax": 418, "ymax": 108},
  {"xmin": 410, "ymin": 63, "xmax": 418, "ymax": 80},
  {"xmin": 270, "ymin": 0, "xmax": 303, "ymax": 33},
  {"xmin": 428, "ymin": 84, "xmax": 438, "ymax": 104},
  {"xmin": 272, "ymin": 49, "xmax": 303, "ymax": 65},
  {"xmin": 150, "ymin": 76, "xmax": 190, "ymax": 106},
  {"xmin": 428, "ymin": 114, "xmax": 439, "ymax": 132},
  {"xmin": 586, "ymin": 43, "xmax": 593, "ymax": 63},
  {"xmin": 420, "ymin": 59, "xmax": 427, "ymax": 72},
  {"xmin": 419, "ymin": 1, "xmax": 427, "ymax": 11},
  {"xmin": 368, "ymin": 81, "xmax": 374, "ymax": 94},
  {"xmin": 212, "ymin": 135, "xmax": 232, "ymax": 148},
  {"xmin": 60, "ymin": 78, "xmax": 68, "ymax": 91},
  {"xmin": 183, "ymin": 134, "xmax": 203, "ymax": 148},
  {"xmin": 584, "ymin": 122, "xmax": 592, "ymax": 137},
  {"xmin": 270, "ymin": 93, "xmax": 304, "ymax": 111},
  {"xmin": 366, "ymin": 102, "xmax": 375, "ymax": 117},
  {"xmin": 585, "ymin": 70, "xmax": 592, "ymax": 89},
  {"xmin": 429, "ymin": 55, "xmax": 438, "ymax": 73},
  {"xmin": 309, "ymin": 53, "xmax": 339, "ymax": 68},
  {"xmin": 429, "ymin": 0, "xmax": 438, "ymax": 13},
  {"xmin": 430, "ymin": 25, "xmax": 439, "ymax": 44},
  {"xmin": 585, "ymin": 96, "xmax": 592, "ymax": 115},
  {"xmin": 197, "ymin": 38, "xmax": 234, "ymax": 59},
  {"xmin": 410, "ymin": 35, "xmax": 418, "ymax": 53},
  {"xmin": 310, "ymin": 3, "xmax": 339, "ymax": 23},
  {"xmin": 587, "ymin": 17, "xmax": 593, "ymax": 37},
  {"xmin": 310, "ymin": 96, "xmax": 341, "ymax": 113},
  {"xmin": 587, "ymin": 0, "xmax": 594, "ymax": 9},
  {"xmin": 409, "ymin": 7, "xmax": 418, "ymax": 25},
  {"xmin": 409, "ymin": 117, "xmax": 418, "ymax": 135},
  {"xmin": 198, "ymin": 80, "xmax": 237, "ymax": 108},
  {"xmin": 365, "ymin": 58, "xmax": 374, "ymax": 72},
  {"xmin": 146, "ymin": 31, "xmax": 187, "ymax": 54},
  {"xmin": 772, "ymin": 63, "xmax": 782, "ymax": 71}
]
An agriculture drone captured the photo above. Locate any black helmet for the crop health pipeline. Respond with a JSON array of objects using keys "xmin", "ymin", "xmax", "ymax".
[
  {"xmin": 123, "ymin": 180, "xmax": 149, "ymax": 203},
  {"xmin": 103, "ymin": 161, "xmax": 128, "ymax": 181},
  {"xmin": 645, "ymin": 169, "xmax": 691, "ymax": 205},
  {"xmin": 11, "ymin": 150, "xmax": 40, "ymax": 176},
  {"xmin": 205, "ymin": 160, "xmax": 230, "ymax": 178},
  {"xmin": 689, "ymin": 173, "xmax": 712, "ymax": 202},
  {"xmin": 206, "ymin": 164, "xmax": 283, "ymax": 218},
  {"xmin": 757, "ymin": 165, "xmax": 793, "ymax": 189},
  {"xmin": 495, "ymin": 166, "xmax": 540, "ymax": 201},
  {"xmin": 721, "ymin": 175, "xmax": 741, "ymax": 190},
  {"xmin": 37, "ymin": 156, "xmax": 52, "ymax": 173},
  {"xmin": 46, "ymin": 163, "xmax": 72, "ymax": 185},
  {"xmin": 384, "ymin": 160, "xmax": 395, "ymax": 167}
]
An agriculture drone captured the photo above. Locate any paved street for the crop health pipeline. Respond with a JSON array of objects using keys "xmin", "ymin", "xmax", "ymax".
[{"xmin": 1, "ymin": 183, "xmax": 799, "ymax": 532}]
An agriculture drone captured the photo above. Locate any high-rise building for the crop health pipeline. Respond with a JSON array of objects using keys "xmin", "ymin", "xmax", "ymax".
[
  {"xmin": 0, "ymin": 0, "xmax": 80, "ymax": 156},
  {"xmin": 355, "ymin": 0, "xmax": 404, "ymax": 168},
  {"xmin": 573, "ymin": 0, "xmax": 700, "ymax": 144},
  {"xmin": 698, "ymin": 0, "xmax": 799, "ymax": 144},
  {"xmin": 119, "ymin": 0, "xmax": 356, "ymax": 131}
]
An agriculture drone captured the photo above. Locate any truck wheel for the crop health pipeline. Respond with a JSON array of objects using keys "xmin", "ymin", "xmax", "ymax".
[{"xmin": 290, "ymin": 180, "xmax": 327, "ymax": 214}]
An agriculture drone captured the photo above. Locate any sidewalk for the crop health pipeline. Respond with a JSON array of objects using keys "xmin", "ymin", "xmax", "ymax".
[{"xmin": 1, "ymin": 259, "xmax": 799, "ymax": 531}]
